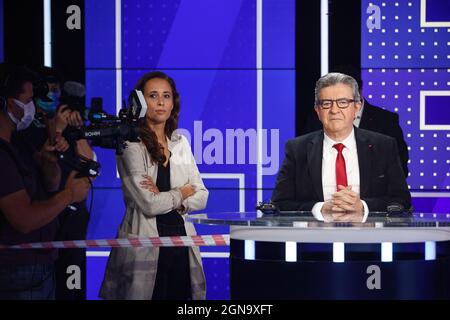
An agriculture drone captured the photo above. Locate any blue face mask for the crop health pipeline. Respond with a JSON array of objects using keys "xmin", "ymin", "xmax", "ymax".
[{"xmin": 36, "ymin": 91, "xmax": 61, "ymax": 114}]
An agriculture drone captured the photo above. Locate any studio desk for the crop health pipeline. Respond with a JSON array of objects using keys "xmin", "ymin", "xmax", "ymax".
[{"xmin": 188, "ymin": 211, "xmax": 450, "ymax": 299}]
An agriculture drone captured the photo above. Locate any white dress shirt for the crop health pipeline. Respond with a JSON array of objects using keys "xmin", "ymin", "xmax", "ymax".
[{"xmin": 311, "ymin": 128, "xmax": 369, "ymax": 221}]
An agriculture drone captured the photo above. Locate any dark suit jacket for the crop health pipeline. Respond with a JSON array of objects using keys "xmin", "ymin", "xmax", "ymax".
[
  {"xmin": 301, "ymin": 101, "xmax": 409, "ymax": 176},
  {"xmin": 271, "ymin": 128, "xmax": 411, "ymax": 212}
]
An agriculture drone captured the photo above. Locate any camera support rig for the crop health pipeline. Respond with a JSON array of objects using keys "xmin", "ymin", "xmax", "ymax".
[{"xmin": 68, "ymin": 89, "xmax": 148, "ymax": 155}]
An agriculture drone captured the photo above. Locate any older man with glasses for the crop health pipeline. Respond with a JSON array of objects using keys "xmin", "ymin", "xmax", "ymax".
[{"xmin": 272, "ymin": 72, "xmax": 411, "ymax": 221}]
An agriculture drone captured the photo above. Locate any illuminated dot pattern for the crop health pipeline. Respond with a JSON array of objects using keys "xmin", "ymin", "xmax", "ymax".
[{"xmin": 362, "ymin": 0, "xmax": 450, "ymax": 190}]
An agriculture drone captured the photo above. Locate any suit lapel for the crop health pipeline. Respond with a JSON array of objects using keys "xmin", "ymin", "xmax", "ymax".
[
  {"xmin": 307, "ymin": 131, "xmax": 324, "ymax": 201},
  {"xmin": 355, "ymin": 128, "xmax": 372, "ymax": 197},
  {"xmin": 359, "ymin": 102, "xmax": 375, "ymax": 130}
]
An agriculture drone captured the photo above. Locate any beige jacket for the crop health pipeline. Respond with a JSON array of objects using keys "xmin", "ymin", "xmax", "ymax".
[{"xmin": 99, "ymin": 133, "xmax": 208, "ymax": 300}]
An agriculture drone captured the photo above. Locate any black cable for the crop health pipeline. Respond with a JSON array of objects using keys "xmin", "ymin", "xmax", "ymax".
[{"xmin": 88, "ymin": 178, "xmax": 94, "ymax": 216}]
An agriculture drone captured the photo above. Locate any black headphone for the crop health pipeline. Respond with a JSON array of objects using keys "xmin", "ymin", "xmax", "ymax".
[{"xmin": 0, "ymin": 64, "xmax": 50, "ymax": 111}]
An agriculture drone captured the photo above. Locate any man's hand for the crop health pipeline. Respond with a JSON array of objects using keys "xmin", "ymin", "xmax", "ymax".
[
  {"xmin": 35, "ymin": 134, "xmax": 69, "ymax": 164},
  {"xmin": 322, "ymin": 211, "xmax": 364, "ymax": 223},
  {"xmin": 53, "ymin": 106, "xmax": 84, "ymax": 134},
  {"xmin": 33, "ymin": 134, "xmax": 69, "ymax": 192},
  {"xmin": 331, "ymin": 185, "xmax": 364, "ymax": 213},
  {"xmin": 321, "ymin": 200, "xmax": 335, "ymax": 214},
  {"xmin": 53, "ymin": 105, "xmax": 71, "ymax": 133},
  {"xmin": 67, "ymin": 110, "xmax": 84, "ymax": 128},
  {"xmin": 140, "ymin": 175, "xmax": 159, "ymax": 193},
  {"xmin": 53, "ymin": 132, "xmax": 70, "ymax": 152}
]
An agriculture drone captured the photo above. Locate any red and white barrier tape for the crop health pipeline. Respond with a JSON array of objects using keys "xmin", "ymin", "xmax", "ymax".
[{"xmin": 0, "ymin": 234, "xmax": 230, "ymax": 250}]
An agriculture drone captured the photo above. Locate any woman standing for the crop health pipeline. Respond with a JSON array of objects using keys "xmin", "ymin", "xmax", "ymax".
[{"xmin": 100, "ymin": 71, "xmax": 208, "ymax": 300}]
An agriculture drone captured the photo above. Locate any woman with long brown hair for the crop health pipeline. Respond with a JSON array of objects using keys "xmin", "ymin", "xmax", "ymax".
[{"xmin": 100, "ymin": 71, "xmax": 208, "ymax": 300}]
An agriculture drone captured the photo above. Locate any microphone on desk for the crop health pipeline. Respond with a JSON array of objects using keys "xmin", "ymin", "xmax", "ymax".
[
  {"xmin": 386, "ymin": 203, "xmax": 407, "ymax": 216},
  {"xmin": 256, "ymin": 200, "xmax": 280, "ymax": 215},
  {"xmin": 387, "ymin": 203, "xmax": 404, "ymax": 213}
]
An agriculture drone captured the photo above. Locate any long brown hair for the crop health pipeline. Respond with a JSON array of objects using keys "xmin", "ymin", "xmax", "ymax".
[{"xmin": 134, "ymin": 71, "xmax": 180, "ymax": 165}]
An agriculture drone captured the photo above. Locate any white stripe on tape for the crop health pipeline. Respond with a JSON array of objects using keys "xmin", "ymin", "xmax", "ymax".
[{"xmin": 0, "ymin": 235, "xmax": 230, "ymax": 250}]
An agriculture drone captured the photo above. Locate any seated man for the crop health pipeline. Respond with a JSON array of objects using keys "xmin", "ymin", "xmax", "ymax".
[
  {"xmin": 272, "ymin": 73, "xmax": 411, "ymax": 221},
  {"xmin": 301, "ymin": 65, "xmax": 409, "ymax": 177}
]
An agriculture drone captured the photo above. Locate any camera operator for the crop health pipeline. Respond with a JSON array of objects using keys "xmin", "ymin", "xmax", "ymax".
[
  {"xmin": 29, "ymin": 67, "xmax": 93, "ymax": 161},
  {"xmin": 0, "ymin": 65, "xmax": 91, "ymax": 300},
  {"xmin": 14, "ymin": 66, "xmax": 95, "ymax": 300}
]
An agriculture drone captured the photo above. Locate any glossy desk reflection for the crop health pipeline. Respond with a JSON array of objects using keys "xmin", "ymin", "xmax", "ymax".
[{"xmin": 189, "ymin": 212, "xmax": 450, "ymax": 299}]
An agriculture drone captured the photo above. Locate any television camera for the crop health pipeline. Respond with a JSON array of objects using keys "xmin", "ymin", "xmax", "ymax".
[{"xmin": 67, "ymin": 89, "xmax": 148, "ymax": 156}]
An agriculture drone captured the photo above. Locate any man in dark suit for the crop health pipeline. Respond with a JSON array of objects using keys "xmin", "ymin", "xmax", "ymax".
[
  {"xmin": 301, "ymin": 67, "xmax": 409, "ymax": 177},
  {"xmin": 272, "ymin": 73, "xmax": 411, "ymax": 220}
]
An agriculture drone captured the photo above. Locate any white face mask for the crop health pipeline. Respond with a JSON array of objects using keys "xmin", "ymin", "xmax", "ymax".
[{"xmin": 8, "ymin": 99, "xmax": 36, "ymax": 131}]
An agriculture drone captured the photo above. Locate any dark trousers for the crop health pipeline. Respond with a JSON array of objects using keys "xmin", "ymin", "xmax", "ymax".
[
  {"xmin": 55, "ymin": 248, "xmax": 86, "ymax": 300},
  {"xmin": 54, "ymin": 207, "xmax": 89, "ymax": 300},
  {"xmin": 0, "ymin": 264, "xmax": 55, "ymax": 300},
  {"xmin": 152, "ymin": 222, "xmax": 192, "ymax": 300}
]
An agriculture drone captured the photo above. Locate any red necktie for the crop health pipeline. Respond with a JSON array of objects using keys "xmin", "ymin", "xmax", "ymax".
[{"xmin": 333, "ymin": 143, "xmax": 348, "ymax": 190}]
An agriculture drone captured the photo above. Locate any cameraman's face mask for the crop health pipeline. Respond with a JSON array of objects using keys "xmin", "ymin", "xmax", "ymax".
[
  {"xmin": 36, "ymin": 90, "xmax": 60, "ymax": 114},
  {"xmin": 8, "ymin": 99, "xmax": 36, "ymax": 131}
]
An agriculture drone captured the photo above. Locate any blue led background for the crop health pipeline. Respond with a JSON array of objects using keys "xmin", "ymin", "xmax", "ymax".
[
  {"xmin": 361, "ymin": 0, "xmax": 450, "ymax": 203},
  {"xmin": 80, "ymin": 0, "xmax": 450, "ymax": 300},
  {"xmin": 84, "ymin": 0, "xmax": 295, "ymax": 300},
  {"xmin": 425, "ymin": 0, "xmax": 450, "ymax": 22},
  {"xmin": 361, "ymin": 0, "xmax": 450, "ymax": 214}
]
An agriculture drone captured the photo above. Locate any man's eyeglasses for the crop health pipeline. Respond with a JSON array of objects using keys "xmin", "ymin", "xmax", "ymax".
[{"xmin": 317, "ymin": 98, "xmax": 356, "ymax": 109}]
